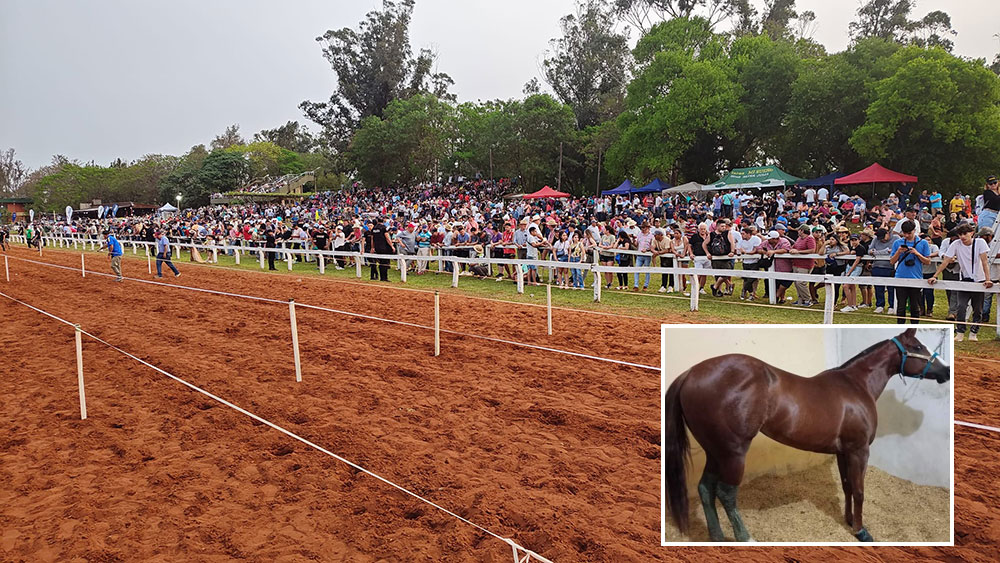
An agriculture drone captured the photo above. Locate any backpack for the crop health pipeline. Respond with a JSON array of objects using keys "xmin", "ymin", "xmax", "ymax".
[{"xmin": 709, "ymin": 232, "xmax": 728, "ymax": 256}]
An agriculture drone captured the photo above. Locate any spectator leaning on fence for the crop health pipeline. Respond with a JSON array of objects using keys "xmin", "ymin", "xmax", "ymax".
[
  {"xmin": 928, "ymin": 223, "xmax": 994, "ymax": 341},
  {"xmin": 889, "ymin": 219, "xmax": 930, "ymax": 324},
  {"xmin": 981, "ymin": 175, "xmax": 1000, "ymax": 230},
  {"xmin": 869, "ymin": 228, "xmax": 900, "ymax": 314},
  {"xmin": 735, "ymin": 225, "xmax": 762, "ymax": 300},
  {"xmin": 788, "ymin": 224, "xmax": 817, "ymax": 307}
]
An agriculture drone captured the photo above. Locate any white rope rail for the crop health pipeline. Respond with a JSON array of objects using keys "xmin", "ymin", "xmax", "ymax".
[
  {"xmin": 955, "ymin": 420, "xmax": 1000, "ymax": 434},
  {"xmin": 5, "ymin": 254, "xmax": 657, "ymax": 371},
  {"xmin": 0, "ymin": 290, "xmax": 553, "ymax": 563}
]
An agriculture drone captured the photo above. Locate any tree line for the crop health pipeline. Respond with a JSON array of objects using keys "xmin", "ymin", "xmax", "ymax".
[{"xmin": 3, "ymin": 0, "xmax": 999, "ymax": 213}]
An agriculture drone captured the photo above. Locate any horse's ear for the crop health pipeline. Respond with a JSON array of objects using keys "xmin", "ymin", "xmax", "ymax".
[{"xmin": 903, "ymin": 328, "xmax": 917, "ymax": 337}]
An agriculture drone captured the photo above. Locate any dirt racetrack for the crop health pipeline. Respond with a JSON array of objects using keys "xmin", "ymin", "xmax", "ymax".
[{"xmin": 1, "ymin": 246, "xmax": 998, "ymax": 561}]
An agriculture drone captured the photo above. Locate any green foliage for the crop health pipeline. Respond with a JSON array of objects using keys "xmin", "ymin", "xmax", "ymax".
[
  {"xmin": 253, "ymin": 121, "xmax": 315, "ymax": 153},
  {"xmin": 300, "ymin": 0, "xmax": 453, "ymax": 149},
  {"xmin": 542, "ymin": 0, "xmax": 631, "ymax": 128},
  {"xmin": 850, "ymin": 46, "xmax": 1000, "ymax": 188}
]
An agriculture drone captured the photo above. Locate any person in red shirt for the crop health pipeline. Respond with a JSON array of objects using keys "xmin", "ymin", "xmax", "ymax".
[{"xmin": 788, "ymin": 224, "xmax": 817, "ymax": 306}]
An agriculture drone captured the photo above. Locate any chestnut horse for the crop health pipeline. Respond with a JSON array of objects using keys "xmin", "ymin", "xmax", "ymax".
[{"xmin": 663, "ymin": 328, "xmax": 949, "ymax": 542}]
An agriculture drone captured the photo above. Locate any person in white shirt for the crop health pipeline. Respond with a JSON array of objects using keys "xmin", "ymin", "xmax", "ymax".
[
  {"xmin": 817, "ymin": 186, "xmax": 829, "ymax": 201},
  {"xmin": 735, "ymin": 225, "xmax": 763, "ymax": 300},
  {"xmin": 927, "ymin": 223, "xmax": 994, "ymax": 341},
  {"xmin": 804, "ymin": 187, "xmax": 816, "ymax": 204},
  {"xmin": 892, "ymin": 206, "xmax": 921, "ymax": 237}
]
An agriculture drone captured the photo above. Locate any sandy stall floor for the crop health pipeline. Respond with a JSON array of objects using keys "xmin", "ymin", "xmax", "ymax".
[{"xmin": 1, "ymin": 246, "xmax": 998, "ymax": 561}]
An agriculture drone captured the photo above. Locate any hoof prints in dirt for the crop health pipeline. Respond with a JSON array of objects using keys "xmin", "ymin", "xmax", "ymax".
[
  {"xmin": 530, "ymin": 407, "xmax": 568, "ymax": 426},
  {"xmin": 271, "ymin": 444, "xmax": 294, "ymax": 457},
  {"xmin": 396, "ymin": 368, "xmax": 423, "ymax": 379}
]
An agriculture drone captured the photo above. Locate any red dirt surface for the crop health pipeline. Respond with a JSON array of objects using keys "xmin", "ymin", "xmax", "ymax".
[{"xmin": 1, "ymin": 246, "xmax": 998, "ymax": 561}]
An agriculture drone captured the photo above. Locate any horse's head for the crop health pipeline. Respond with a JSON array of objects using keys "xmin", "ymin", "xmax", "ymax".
[{"xmin": 894, "ymin": 328, "xmax": 950, "ymax": 384}]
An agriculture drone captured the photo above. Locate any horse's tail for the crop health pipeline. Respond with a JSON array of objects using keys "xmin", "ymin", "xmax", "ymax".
[{"xmin": 663, "ymin": 370, "xmax": 691, "ymax": 533}]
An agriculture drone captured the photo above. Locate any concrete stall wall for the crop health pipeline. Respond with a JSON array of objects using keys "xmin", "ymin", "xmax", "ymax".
[
  {"xmin": 830, "ymin": 328, "xmax": 952, "ymax": 488},
  {"xmin": 662, "ymin": 327, "xmax": 833, "ymax": 499}
]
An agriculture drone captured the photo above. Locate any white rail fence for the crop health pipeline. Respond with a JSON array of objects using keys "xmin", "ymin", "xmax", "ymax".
[{"xmin": 11, "ymin": 234, "xmax": 1000, "ymax": 336}]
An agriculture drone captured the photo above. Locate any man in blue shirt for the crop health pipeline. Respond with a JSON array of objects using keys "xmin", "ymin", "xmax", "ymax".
[
  {"xmin": 99, "ymin": 229, "xmax": 125, "ymax": 281},
  {"xmin": 154, "ymin": 229, "xmax": 180, "ymax": 278},
  {"xmin": 890, "ymin": 219, "xmax": 930, "ymax": 324}
]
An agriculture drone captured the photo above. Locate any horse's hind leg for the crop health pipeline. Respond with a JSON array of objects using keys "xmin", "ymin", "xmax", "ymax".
[
  {"xmin": 698, "ymin": 457, "xmax": 725, "ymax": 541},
  {"xmin": 848, "ymin": 447, "xmax": 873, "ymax": 542},
  {"xmin": 836, "ymin": 452, "xmax": 853, "ymax": 528},
  {"xmin": 716, "ymin": 449, "xmax": 752, "ymax": 542}
]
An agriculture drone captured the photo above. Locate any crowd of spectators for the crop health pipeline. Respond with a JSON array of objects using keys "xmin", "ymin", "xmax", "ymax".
[{"xmin": 7, "ymin": 174, "xmax": 999, "ymax": 340}]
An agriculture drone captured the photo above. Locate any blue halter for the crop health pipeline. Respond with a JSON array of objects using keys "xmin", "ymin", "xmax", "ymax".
[{"xmin": 890, "ymin": 337, "xmax": 938, "ymax": 380}]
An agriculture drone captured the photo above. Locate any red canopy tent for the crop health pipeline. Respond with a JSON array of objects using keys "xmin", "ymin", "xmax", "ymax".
[
  {"xmin": 522, "ymin": 185, "xmax": 571, "ymax": 199},
  {"xmin": 834, "ymin": 163, "xmax": 917, "ymax": 185}
]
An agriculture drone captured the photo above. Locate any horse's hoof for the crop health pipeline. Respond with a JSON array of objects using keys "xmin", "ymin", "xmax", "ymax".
[{"xmin": 854, "ymin": 527, "xmax": 874, "ymax": 542}]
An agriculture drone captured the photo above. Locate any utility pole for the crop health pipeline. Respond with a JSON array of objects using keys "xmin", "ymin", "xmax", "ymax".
[
  {"xmin": 489, "ymin": 147, "xmax": 494, "ymax": 181},
  {"xmin": 557, "ymin": 141, "xmax": 563, "ymax": 190},
  {"xmin": 596, "ymin": 149, "xmax": 602, "ymax": 196}
]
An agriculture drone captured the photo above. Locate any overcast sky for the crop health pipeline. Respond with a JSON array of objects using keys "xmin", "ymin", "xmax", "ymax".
[{"xmin": 2, "ymin": 0, "xmax": 998, "ymax": 170}]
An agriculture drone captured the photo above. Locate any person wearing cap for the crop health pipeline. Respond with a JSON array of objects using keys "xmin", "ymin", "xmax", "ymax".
[
  {"xmin": 890, "ymin": 219, "xmax": 931, "ymax": 324},
  {"xmin": 928, "ymin": 223, "xmax": 994, "ymax": 341},
  {"xmin": 760, "ymin": 228, "xmax": 793, "ymax": 302},
  {"xmin": 154, "ymin": 229, "xmax": 180, "ymax": 278},
  {"xmin": 98, "ymin": 229, "xmax": 125, "ymax": 282},
  {"xmin": 891, "ymin": 205, "xmax": 921, "ymax": 236},
  {"xmin": 416, "ymin": 223, "xmax": 432, "ymax": 274},
  {"xmin": 919, "ymin": 231, "xmax": 941, "ymax": 317},
  {"xmin": 869, "ymin": 227, "xmax": 900, "ymax": 314},
  {"xmin": 735, "ymin": 225, "xmax": 762, "ymax": 300},
  {"xmin": 396, "ymin": 222, "xmax": 417, "ymax": 273},
  {"xmin": 976, "ymin": 227, "xmax": 997, "ymax": 323},
  {"xmin": 370, "ymin": 218, "xmax": 394, "ymax": 282},
  {"xmin": 705, "ymin": 218, "xmax": 736, "ymax": 297},
  {"xmin": 980, "ymin": 175, "xmax": 1000, "ymax": 230}
]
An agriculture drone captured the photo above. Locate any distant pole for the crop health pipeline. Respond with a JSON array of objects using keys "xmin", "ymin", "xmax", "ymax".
[
  {"xmin": 596, "ymin": 149, "xmax": 602, "ymax": 196},
  {"xmin": 546, "ymin": 284, "xmax": 552, "ymax": 336},
  {"xmin": 489, "ymin": 147, "xmax": 494, "ymax": 181},
  {"xmin": 289, "ymin": 300, "xmax": 302, "ymax": 383},
  {"xmin": 557, "ymin": 141, "xmax": 563, "ymax": 191}
]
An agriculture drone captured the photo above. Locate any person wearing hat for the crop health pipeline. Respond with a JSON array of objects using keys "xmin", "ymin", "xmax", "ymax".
[
  {"xmin": 840, "ymin": 229, "xmax": 873, "ymax": 312},
  {"xmin": 892, "ymin": 205, "xmax": 921, "ymax": 236},
  {"xmin": 513, "ymin": 218, "xmax": 529, "ymax": 261},
  {"xmin": 264, "ymin": 226, "xmax": 278, "ymax": 271},
  {"xmin": 633, "ymin": 222, "xmax": 654, "ymax": 291},
  {"xmin": 976, "ymin": 227, "xmax": 998, "ymax": 323},
  {"xmin": 980, "ymin": 175, "xmax": 1000, "ymax": 230},
  {"xmin": 890, "ymin": 219, "xmax": 931, "ymax": 324},
  {"xmin": 787, "ymin": 224, "xmax": 817, "ymax": 306},
  {"xmin": 154, "ymin": 229, "xmax": 180, "ymax": 278},
  {"xmin": 928, "ymin": 223, "xmax": 994, "ymax": 341},
  {"xmin": 98, "ymin": 228, "xmax": 125, "ymax": 282}
]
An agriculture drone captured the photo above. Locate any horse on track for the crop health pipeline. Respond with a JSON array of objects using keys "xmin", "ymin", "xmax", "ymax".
[{"xmin": 663, "ymin": 328, "xmax": 950, "ymax": 542}]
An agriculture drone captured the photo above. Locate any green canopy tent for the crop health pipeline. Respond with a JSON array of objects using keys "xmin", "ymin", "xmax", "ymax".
[{"xmin": 710, "ymin": 166, "xmax": 804, "ymax": 191}]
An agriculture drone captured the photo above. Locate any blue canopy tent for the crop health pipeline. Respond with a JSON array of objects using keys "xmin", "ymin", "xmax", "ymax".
[
  {"xmin": 636, "ymin": 178, "xmax": 672, "ymax": 193},
  {"xmin": 797, "ymin": 172, "xmax": 845, "ymax": 187},
  {"xmin": 602, "ymin": 180, "xmax": 637, "ymax": 196}
]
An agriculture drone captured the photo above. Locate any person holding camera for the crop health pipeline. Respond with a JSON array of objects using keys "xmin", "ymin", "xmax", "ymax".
[{"xmin": 890, "ymin": 219, "xmax": 930, "ymax": 324}]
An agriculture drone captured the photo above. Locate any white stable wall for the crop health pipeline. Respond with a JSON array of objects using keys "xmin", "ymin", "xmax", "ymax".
[{"xmin": 830, "ymin": 327, "xmax": 952, "ymax": 488}]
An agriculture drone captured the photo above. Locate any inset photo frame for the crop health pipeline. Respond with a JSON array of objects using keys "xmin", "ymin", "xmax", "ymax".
[{"xmin": 661, "ymin": 324, "xmax": 954, "ymax": 546}]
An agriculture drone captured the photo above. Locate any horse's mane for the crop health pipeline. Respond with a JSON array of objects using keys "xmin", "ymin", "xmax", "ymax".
[{"xmin": 838, "ymin": 339, "xmax": 891, "ymax": 369}]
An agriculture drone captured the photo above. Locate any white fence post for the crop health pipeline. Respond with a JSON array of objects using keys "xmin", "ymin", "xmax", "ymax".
[
  {"xmin": 546, "ymin": 284, "xmax": 553, "ymax": 336},
  {"xmin": 768, "ymin": 260, "xmax": 777, "ymax": 305},
  {"xmin": 690, "ymin": 272, "xmax": 700, "ymax": 311},
  {"xmin": 81, "ymin": 254, "xmax": 85, "ymax": 277},
  {"xmin": 318, "ymin": 253, "xmax": 324, "ymax": 274},
  {"xmin": 4, "ymin": 255, "xmax": 8, "ymax": 282},
  {"xmin": 287, "ymin": 249, "xmax": 293, "ymax": 271},
  {"xmin": 434, "ymin": 291, "xmax": 440, "ymax": 357},
  {"xmin": 400, "ymin": 257, "xmax": 407, "ymax": 283},
  {"xmin": 824, "ymin": 277, "xmax": 835, "ymax": 324},
  {"xmin": 289, "ymin": 299, "xmax": 302, "ymax": 383},
  {"xmin": 516, "ymin": 262, "xmax": 524, "ymax": 294},
  {"xmin": 75, "ymin": 324, "xmax": 87, "ymax": 420},
  {"xmin": 355, "ymin": 254, "xmax": 362, "ymax": 278},
  {"xmin": 451, "ymin": 259, "xmax": 459, "ymax": 288},
  {"xmin": 259, "ymin": 250, "xmax": 265, "ymax": 269},
  {"xmin": 235, "ymin": 248, "xmax": 240, "ymax": 265}
]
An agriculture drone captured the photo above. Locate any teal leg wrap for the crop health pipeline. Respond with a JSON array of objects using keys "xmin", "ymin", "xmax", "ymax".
[
  {"xmin": 855, "ymin": 527, "xmax": 873, "ymax": 542},
  {"xmin": 717, "ymin": 481, "xmax": 751, "ymax": 542},
  {"xmin": 698, "ymin": 473, "xmax": 724, "ymax": 541}
]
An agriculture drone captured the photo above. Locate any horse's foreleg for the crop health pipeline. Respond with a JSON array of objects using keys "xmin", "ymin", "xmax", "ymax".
[
  {"xmin": 697, "ymin": 468, "xmax": 725, "ymax": 541},
  {"xmin": 836, "ymin": 452, "xmax": 853, "ymax": 528},
  {"xmin": 848, "ymin": 448, "xmax": 873, "ymax": 542},
  {"xmin": 716, "ymin": 454, "xmax": 751, "ymax": 542}
]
